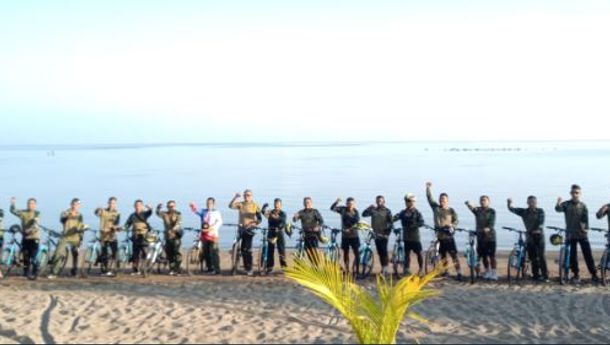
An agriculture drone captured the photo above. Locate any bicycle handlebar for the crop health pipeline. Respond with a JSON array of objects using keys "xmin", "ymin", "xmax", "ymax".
[
  {"xmin": 546, "ymin": 226, "xmax": 566, "ymax": 232},
  {"xmin": 502, "ymin": 226, "xmax": 526, "ymax": 234},
  {"xmin": 590, "ymin": 227, "xmax": 609, "ymax": 233}
]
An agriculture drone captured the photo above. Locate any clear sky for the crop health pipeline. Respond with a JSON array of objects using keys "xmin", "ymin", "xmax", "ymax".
[{"xmin": 1, "ymin": 1, "xmax": 609, "ymax": 144}]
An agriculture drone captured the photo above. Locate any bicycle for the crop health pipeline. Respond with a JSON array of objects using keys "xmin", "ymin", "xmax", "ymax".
[
  {"xmin": 591, "ymin": 227, "xmax": 610, "ymax": 286},
  {"xmin": 116, "ymin": 232, "xmax": 133, "ymax": 275},
  {"xmin": 255, "ymin": 226, "xmax": 272, "ymax": 275},
  {"xmin": 355, "ymin": 225, "xmax": 378, "ymax": 279},
  {"xmin": 184, "ymin": 227, "xmax": 204, "ymax": 275},
  {"xmin": 143, "ymin": 230, "xmax": 169, "ymax": 276},
  {"xmin": 503, "ymin": 226, "xmax": 529, "ymax": 284},
  {"xmin": 292, "ymin": 225, "xmax": 307, "ymax": 260},
  {"xmin": 455, "ymin": 227, "xmax": 478, "ymax": 284},
  {"xmin": 389, "ymin": 227, "xmax": 407, "ymax": 278},
  {"xmin": 423, "ymin": 224, "xmax": 441, "ymax": 274},
  {"xmin": 1, "ymin": 225, "xmax": 23, "ymax": 277},
  {"xmin": 548, "ymin": 226, "xmax": 570, "ymax": 285},
  {"xmin": 322, "ymin": 225, "xmax": 341, "ymax": 263},
  {"xmin": 80, "ymin": 229, "xmax": 104, "ymax": 278},
  {"xmin": 36, "ymin": 227, "xmax": 62, "ymax": 277},
  {"xmin": 227, "ymin": 224, "xmax": 243, "ymax": 276}
]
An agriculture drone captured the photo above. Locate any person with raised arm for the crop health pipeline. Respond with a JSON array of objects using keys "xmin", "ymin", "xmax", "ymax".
[
  {"xmin": 10, "ymin": 197, "xmax": 41, "ymax": 280},
  {"xmin": 49, "ymin": 198, "xmax": 86, "ymax": 279},
  {"xmin": 392, "ymin": 193, "xmax": 425, "ymax": 276},
  {"xmin": 465, "ymin": 196, "xmax": 497, "ymax": 281},
  {"xmin": 190, "ymin": 197, "xmax": 223, "ymax": 275},
  {"xmin": 426, "ymin": 182, "xmax": 463, "ymax": 281},
  {"xmin": 95, "ymin": 197, "xmax": 121, "ymax": 276},
  {"xmin": 156, "ymin": 200, "xmax": 183, "ymax": 276},
  {"xmin": 331, "ymin": 197, "xmax": 361, "ymax": 277},
  {"xmin": 124, "ymin": 200, "xmax": 153, "ymax": 276},
  {"xmin": 262, "ymin": 198, "xmax": 288, "ymax": 272},
  {"xmin": 596, "ymin": 203, "xmax": 610, "ymax": 231},
  {"xmin": 508, "ymin": 196, "xmax": 548, "ymax": 282},
  {"xmin": 362, "ymin": 196, "xmax": 393, "ymax": 276},
  {"xmin": 293, "ymin": 197, "xmax": 325, "ymax": 254},
  {"xmin": 555, "ymin": 184, "xmax": 598, "ymax": 283},
  {"xmin": 229, "ymin": 190, "xmax": 262, "ymax": 277}
]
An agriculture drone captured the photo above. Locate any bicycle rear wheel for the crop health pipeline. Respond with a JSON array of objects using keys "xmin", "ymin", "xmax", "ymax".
[
  {"xmin": 186, "ymin": 248, "xmax": 201, "ymax": 276},
  {"xmin": 507, "ymin": 249, "xmax": 517, "ymax": 284},
  {"xmin": 600, "ymin": 250, "xmax": 609, "ymax": 286},
  {"xmin": 37, "ymin": 251, "xmax": 50, "ymax": 277},
  {"xmin": 391, "ymin": 246, "xmax": 406, "ymax": 278},
  {"xmin": 424, "ymin": 248, "xmax": 437, "ymax": 274},
  {"xmin": 231, "ymin": 243, "xmax": 241, "ymax": 276},
  {"xmin": 356, "ymin": 249, "xmax": 374, "ymax": 279},
  {"xmin": 558, "ymin": 247, "xmax": 570, "ymax": 285}
]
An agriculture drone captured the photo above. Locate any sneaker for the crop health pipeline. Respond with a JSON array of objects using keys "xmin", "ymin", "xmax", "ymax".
[
  {"xmin": 571, "ymin": 275, "xmax": 581, "ymax": 284},
  {"xmin": 169, "ymin": 271, "xmax": 176, "ymax": 276},
  {"xmin": 591, "ymin": 275, "xmax": 600, "ymax": 284},
  {"xmin": 482, "ymin": 271, "xmax": 491, "ymax": 280},
  {"xmin": 104, "ymin": 271, "xmax": 115, "ymax": 277},
  {"xmin": 130, "ymin": 271, "xmax": 141, "ymax": 276},
  {"xmin": 47, "ymin": 275, "xmax": 57, "ymax": 280},
  {"xmin": 490, "ymin": 272, "xmax": 499, "ymax": 281},
  {"xmin": 456, "ymin": 273, "xmax": 463, "ymax": 282},
  {"xmin": 266, "ymin": 268, "xmax": 273, "ymax": 275},
  {"xmin": 28, "ymin": 275, "xmax": 38, "ymax": 281},
  {"xmin": 246, "ymin": 271, "xmax": 254, "ymax": 277}
]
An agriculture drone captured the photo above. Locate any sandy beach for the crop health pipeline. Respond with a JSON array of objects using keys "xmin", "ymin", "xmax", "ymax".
[{"xmin": 1, "ymin": 251, "xmax": 609, "ymax": 344}]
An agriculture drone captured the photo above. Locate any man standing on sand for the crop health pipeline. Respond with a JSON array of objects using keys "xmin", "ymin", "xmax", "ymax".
[
  {"xmin": 362, "ymin": 196, "xmax": 393, "ymax": 276},
  {"xmin": 157, "ymin": 201, "xmax": 184, "ymax": 276},
  {"xmin": 95, "ymin": 197, "xmax": 121, "ymax": 276},
  {"xmin": 392, "ymin": 193, "xmax": 425, "ymax": 276},
  {"xmin": 124, "ymin": 200, "xmax": 153, "ymax": 276},
  {"xmin": 555, "ymin": 184, "xmax": 598, "ymax": 283},
  {"xmin": 229, "ymin": 190, "xmax": 262, "ymax": 277},
  {"xmin": 293, "ymin": 197, "xmax": 325, "ymax": 254},
  {"xmin": 597, "ymin": 203, "xmax": 610, "ymax": 231},
  {"xmin": 49, "ymin": 198, "xmax": 87, "ymax": 279},
  {"xmin": 426, "ymin": 182, "xmax": 463, "ymax": 281},
  {"xmin": 10, "ymin": 197, "xmax": 41, "ymax": 280},
  {"xmin": 262, "ymin": 198, "xmax": 288, "ymax": 272},
  {"xmin": 190, "ymin": 197, "xmax": 223, "ymax": 275},
  {"xmin": 465, "ymin": 196, "xmax": 498, "ymax": 281},
  {"xmin": 331, "ymin": 197, "xmax": 361, "ymax": 277}
]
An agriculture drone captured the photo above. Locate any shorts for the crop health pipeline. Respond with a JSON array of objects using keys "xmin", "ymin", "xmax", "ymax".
[
  {"xmin": 404, "ymin": 240, "xmax": 422, "ymax": 253},
  {"xmin": 341, "ymin": 237, "xmax": 360, "ymax": 252},
  {"xmin": 477, "ymin": 241, "xmax": 496, "ymax": 257},
  {"xmin": 439, "ymin": 238, "xmax": 457, "ymax": 256}
]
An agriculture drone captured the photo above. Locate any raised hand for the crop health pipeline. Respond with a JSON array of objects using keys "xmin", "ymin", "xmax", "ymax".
[{"xmin": 426, "ymin": 182, "xmax": 432, "ymax": 189}]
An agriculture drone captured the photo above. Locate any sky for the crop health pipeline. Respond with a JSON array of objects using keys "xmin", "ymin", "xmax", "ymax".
[{"xmin": 1, "ymin": 0, "xmax": 609, "ymax": 144}]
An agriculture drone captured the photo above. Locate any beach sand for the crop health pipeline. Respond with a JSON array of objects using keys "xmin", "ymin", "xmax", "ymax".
[{"xmin": 1, "ymin": 251, "xmax": 609, "ymax": 344}]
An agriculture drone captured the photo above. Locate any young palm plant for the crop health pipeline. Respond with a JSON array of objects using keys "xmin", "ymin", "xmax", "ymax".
[{"xmin": 284, "ymin": 251, "xmax": 439, "ymax": 344}]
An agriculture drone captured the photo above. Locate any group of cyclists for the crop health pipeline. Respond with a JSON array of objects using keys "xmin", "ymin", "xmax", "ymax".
[{"xmin": 1, "ymin": 183, "xmax": 609, "ymax": 284}]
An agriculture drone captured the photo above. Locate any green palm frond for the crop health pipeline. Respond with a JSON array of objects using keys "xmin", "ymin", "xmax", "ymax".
[{"xmin": 284, "ymin": 251, "xmax": 439, "ymax": 344}]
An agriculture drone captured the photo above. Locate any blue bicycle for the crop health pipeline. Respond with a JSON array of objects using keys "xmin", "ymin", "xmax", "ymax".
[
  {"xmin": 1, "ymin": 225, "xmax": 23, "ymax": 276},
  {"xmin": 322, "ymin": 225, "xmax": 341, "ymax": 263},
  {"xmin": 390, "ymin": 227, "xmax": 406, "ymax": 277},
  {"xmin": 292, "ymin": 225, "xmax": 307, "ymax": 260},
  {"xmin": 503, "ymin": 226, "xmax": 529, "ymax": 284},
  {"xmin": 80, "ymin": 229, "xmax": 104, "ymax": 277},
  {"xmin": 117, "ymin": 232, "xmax": 134, "ymax": 275},
  {"xmin": 356, "ymin": 226, "xmax": 379, "ymax": 279},
  {"xmin": 255, "ymin": 226, "xmax": 272, "ymax": 275},
  {"xmin": 456, "ymin": 227, "xmax": 478, "ymax": 284},
  {"xmin": 548, "ymin": 226, "xmax": 570, "ymax": 285}
]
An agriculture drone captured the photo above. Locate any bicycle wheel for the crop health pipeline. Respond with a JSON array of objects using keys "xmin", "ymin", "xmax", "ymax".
[
  {"xmin": 391, "ymin": 246, "xmax": 406, "ymax": 278},
  {"xmin": 325, "ymin": 245, "xmax": 340, "ymax": 263},
  {"xmin": 257, "ymin": 246, "xmax": 267, "ymax": 276},
  {"xmin": 231, "ymin": 242, "xmax": 241, "ymax": 276},
  {"xmin": 186, "ymin": 248, "xmax": 200, "ymax": 276},
  {"xmin": 507, "ymin": 249, "xmax": 517, "ymax": 284},
  {"xmin": 1, "ymin": 249, "xmax": 16, "ymax": 277},
  {"xmin": 80, "ymin": 248, "xmax": 95, "ymax": 278},
  {"xmin": 558, "ymin": 247, "xmax": 569, "ymax": 285},
  {"xmin": 600, "ymin": 250, "xmax": 609, "ymax": 287},
  {"xmin": 424, "ymin": 248, "xmax": 437, "ymax": 274},
  {"xmin": 37, "ymin": 251, "xmax": 50, "ymax": 277},
  {"xmin": 356, "ymin": 249, "xmax": 374, "ymax": 279}
]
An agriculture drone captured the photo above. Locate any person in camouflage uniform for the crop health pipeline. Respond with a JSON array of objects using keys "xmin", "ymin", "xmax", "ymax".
[
  {"xmin": 95, "ymin": 197, "xmax": 121, "ymax": 276},
  {"xmin": 466, "ymin": 196, "xmax": 497, "ymax": 280},
  {"xmin": 156, "ymin": 201, "xmax": 183, "ymax": 275},
  {"xmin": 49, "ymin": 198, "xmax": 86, "ymax": 278},
  {"xmin": 124, "ymin": 200, "xmax": 153, "ymax": 275},
  {"xmin": 508, "ymin": 196, "xmax": 548, "ymax": 281},
  {"xmin": 10, "ymin": 197, "xmax": 41, "ymax": 280},
  {"xmin": 555, "ymin": 184, "xmax": 598, "ymax": 283}
]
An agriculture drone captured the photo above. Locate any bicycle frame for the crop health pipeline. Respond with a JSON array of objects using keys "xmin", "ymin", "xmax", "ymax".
[
  {"xmin": 322, "ymin": 226, "xmax": 341, "ymax": 263},
  {"xmin": 456, "ymin": 228, "xmax": 478, "ymax": 284},
  {"xmin": 548, "ymin": 226, "xmax": 570, "ymax": 284},
  {"xmin": 390, "ymin": 228, "xmax": 406, "ymax": 276}
]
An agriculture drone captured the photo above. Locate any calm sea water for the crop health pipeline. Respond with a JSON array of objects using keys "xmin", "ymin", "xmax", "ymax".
[{"xmin": 0, "ymin": 141, "xmax": 608, "ymax": 250}]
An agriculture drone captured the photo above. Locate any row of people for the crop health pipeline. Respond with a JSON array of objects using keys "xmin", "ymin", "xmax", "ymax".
[{"xmin": 1, "ymin": 183, "xmax": 608, "ymax": 282}]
